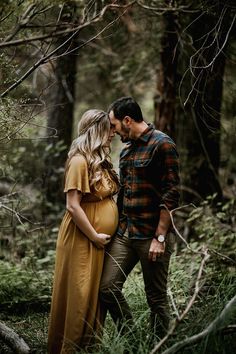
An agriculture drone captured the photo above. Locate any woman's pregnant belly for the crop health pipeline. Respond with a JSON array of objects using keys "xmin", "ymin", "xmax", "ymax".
[{"xmin": 82, "ymin": 198, "xmax": 119, "ymax": 236}]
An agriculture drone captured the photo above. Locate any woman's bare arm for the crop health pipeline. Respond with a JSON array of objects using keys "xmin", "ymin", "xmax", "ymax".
[{"xmin": 66, "ymin": 189, "xmax": 111, "ymax": 248}]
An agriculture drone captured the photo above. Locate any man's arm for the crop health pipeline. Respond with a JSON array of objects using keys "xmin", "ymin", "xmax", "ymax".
[
  {"xmin": 148, "ymin": 209, "xmax": 171, "ymax": 261},
  {"xmin": 159, "ymin": 141, "xmax": 180, "ymax": 210},
  {"xmin": 149, "ymin": 140, "xmax": 180, "ymax": 262}
]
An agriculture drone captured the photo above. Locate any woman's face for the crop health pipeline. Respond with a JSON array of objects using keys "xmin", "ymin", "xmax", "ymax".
[{"xmin": 104, "ymin": 124, "xmax": 115, "ymax": 147}]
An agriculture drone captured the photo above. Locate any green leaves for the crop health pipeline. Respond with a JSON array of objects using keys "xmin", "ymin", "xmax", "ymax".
[{"xmin": 0, "ymin": 260, "xmax": 52, "ymax": 309}]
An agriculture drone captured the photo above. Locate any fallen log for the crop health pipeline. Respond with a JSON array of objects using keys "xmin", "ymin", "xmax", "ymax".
[{"xmin": 0, "ymin": 321, "xmax": 30, "ymax": 354}]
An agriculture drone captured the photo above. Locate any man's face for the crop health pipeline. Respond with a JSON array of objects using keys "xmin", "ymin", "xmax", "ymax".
[{"xmin": 109, "ymin": 110, "xmax": 130, "ymax": 143}]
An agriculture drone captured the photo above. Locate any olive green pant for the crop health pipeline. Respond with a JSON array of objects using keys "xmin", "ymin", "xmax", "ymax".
[{"xmin": 100, "ymin": 232, "xmax": 172, "ymax": 339}]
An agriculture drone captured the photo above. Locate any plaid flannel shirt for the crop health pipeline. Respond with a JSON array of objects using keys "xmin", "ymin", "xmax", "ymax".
[{"xmin": 117, "ymin": 124, "xmax": 180, "ymax": 239}]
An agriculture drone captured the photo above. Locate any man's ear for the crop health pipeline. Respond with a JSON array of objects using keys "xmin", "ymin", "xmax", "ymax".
[{"xmin": 123, "ymin": 116, "xmax": 132, "ymax": 126}]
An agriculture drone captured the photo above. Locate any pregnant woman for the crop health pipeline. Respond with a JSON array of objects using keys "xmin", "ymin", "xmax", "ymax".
[{"xmin": 48, "ymin": 110, "xmax": 119, "ymax": 353}]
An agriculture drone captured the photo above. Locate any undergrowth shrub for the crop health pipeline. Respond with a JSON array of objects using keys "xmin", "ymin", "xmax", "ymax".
[
  {"xmin": 0, "ymin": 260, "xmax": 53, "ymax": 311},
  {"xmin": 187, "ymin": 196, "xmax": 236, "ymax": 255},
  {"xmin": 0, "ymin": 197, "xmax": 235, "ymax": 353}
]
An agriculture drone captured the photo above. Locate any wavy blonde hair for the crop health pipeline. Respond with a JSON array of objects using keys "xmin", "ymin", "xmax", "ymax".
[{"xmin": 66, "ymin": 109, "xmax": 115, "ymax": 190}]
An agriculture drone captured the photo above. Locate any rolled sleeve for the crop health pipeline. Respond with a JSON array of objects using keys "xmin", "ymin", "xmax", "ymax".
[{"xmin": 158, "ymin": 142, "xmax": 180, "ymax": 210}]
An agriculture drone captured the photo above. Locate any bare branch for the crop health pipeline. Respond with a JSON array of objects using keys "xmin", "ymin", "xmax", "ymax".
[
  {"xmin": 0, "ymin": 203, "xmax": 42, "ymax": 230},
  {"xmin": 137, "ymin": 1, "xmax": 198, "ymax": 14},
  {"xmin": 0, "ymin": 199, "xmax": 46, "ymax": 235},
  {"xmin": 50, "ymin": 12, "xmax": 123, "ymax": 61},
  {"xmin": 0, "ymin": 10, "xmax": 14, "ymax": 23},
  {"xmin": 160, "ymin": 295, "xmax": 236, "ymax": 354},
  {"xmin": 168, "ymin": 287, "xmax": 180, "ymax": 318},
  {"xmin": 182, "ymin": 6, "xmax": 235, "ymax": 107},
  {"xmin": 0, "ymin": 101, "xmax": 60, "ymax": 142},
  {"xmin": 150, "ymin": 248, "xmax": 210, "ymax": 354},
  {"xmin": 179, "ymin": 249, "xmax": 210, "ymax": 319},
  {"xmin": 3, "ymin": 4, "xmax": 53, "ymax": 43},
  {"xmin": 208, "ymin": 248, "xmax": 236, "ymax": 265},
  {"xmin": 0, "ymin": 27, "xmax": 74, "ymax": 48},
  {"xmin": 0, "ymin": 1, "xmax": 136, "ymax": 49},
  {"xmin": 190, "ymin": 13, "xmax": 236, "ymax": 71},
  {"xmin": 0, "ymin": 1, "xmax": 135, "ymax": 98},
  {"xmin": 150, "ymin": 198, "xmax": 235, "ymax": 354},
  {"xmin": 161, "ymin": 203, "xmax": 236, "ymax": 264},
  {"xmin": 0, "ymin": 103, "xmax": 44, "ymax": 141},
  {"xmin": 160, "ymin": 203, "xmax": 200, "ymax": 253},
  {"xmin": 0, "ymin": 192, "xmax": 18, "ymax": 200}
]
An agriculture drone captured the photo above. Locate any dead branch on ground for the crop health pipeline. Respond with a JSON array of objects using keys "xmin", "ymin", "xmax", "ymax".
[
  {"xmin": 0, "ymin": 321, "xmax": 30, "ymax": 354},
  {"xmin": 160, "ymin": 295, "xmax": 236, "ymax": 354}
]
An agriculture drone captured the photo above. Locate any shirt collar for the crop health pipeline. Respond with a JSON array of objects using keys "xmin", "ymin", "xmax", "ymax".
[{"xmin": 135, "ymin": 123, "xmax": 155, "ymax": 143}]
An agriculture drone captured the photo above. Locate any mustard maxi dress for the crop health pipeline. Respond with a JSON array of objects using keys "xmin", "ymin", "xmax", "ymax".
[{"xmin": 48, "ymin": 154, "xmax": 119, "ymax": 354}]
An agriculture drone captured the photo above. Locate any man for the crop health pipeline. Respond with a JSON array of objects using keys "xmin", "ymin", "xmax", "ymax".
[{"xmin": 100, "ymin": 97, "xmax": 180, "ymax": 340}]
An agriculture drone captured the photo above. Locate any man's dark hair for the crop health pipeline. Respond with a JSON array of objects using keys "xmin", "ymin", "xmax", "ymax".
[{"xmin": 108, "ymin": 97, "xmax": 143, "ymax": 122}]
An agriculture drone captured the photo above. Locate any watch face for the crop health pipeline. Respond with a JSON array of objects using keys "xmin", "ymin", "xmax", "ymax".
[{"xmin": 157, "ymin": 235, "xmax": 165, "ymax": 243}]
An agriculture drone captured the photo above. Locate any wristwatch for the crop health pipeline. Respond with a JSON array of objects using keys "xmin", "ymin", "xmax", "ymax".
[{"xmin": 154, "ymin": 234, "xmax": 165, "ymax": 243}]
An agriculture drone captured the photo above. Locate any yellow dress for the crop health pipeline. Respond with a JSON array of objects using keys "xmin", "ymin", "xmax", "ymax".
[{"xmin": 48, "ymin": 154, "xmax": 119, "ymax": 354}]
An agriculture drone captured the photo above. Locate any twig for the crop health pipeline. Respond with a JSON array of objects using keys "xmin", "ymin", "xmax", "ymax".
[
  {"xmin": 0, "ymin": 192, "xmax": 18, "ymax": 200},
  {"xmin": 160, "ymin": 203, "xmax": 199, "ymax": 253},
  {"xmin": 191, "ymin": 14, "xmax": 236, "ymax": 70},
  {"xmin": 3, "ymin": 4, "xmax": 37, "ymax": 42},
  {"xmin": 136, "ymin": 1, "xmax": 197, "ymax": 14},
  {"xmin": 168, "ymin": 288, "xmax": 180, "ymax": 318},
  {"xmin": 0, "ymin": 10, "xmax": 14, "ymax": 23},
  {"xmin": 208, "ymin": 248, "xmax": 236, "ymax": 265},
  {"xmin": 160, "ymin": 295, "xmax": 236, "ymax": 354},
  {"xmin": 183, "ymin": 6, "xmax": 235, "ymax": 107},
  {"xmin": 150, "ymin": 248, "xmax": 210, "ymax": 354},
  {"xmin": 49, "ymin": 11, "xmax": 124, "ymax": 60},
  {"xmin": 0, "ymin": 1, "xmax": 136, "ymax": 49},
  {"xmin": 161, "ymin": 203, "xmax": 235, "ymax": 265},
  {"xmin": 0, "ymin": 2, "xmax": 135, "ymax": 98},
  {"xmin": 189, "ymin": 6, "xmax": 227, "ymax": 76},
  {"xmin": 0, "ymin": 203, "xmax": 42, "ymax": 231}
]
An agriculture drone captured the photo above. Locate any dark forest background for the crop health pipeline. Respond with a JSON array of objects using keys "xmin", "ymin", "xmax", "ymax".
[{"xmin": 0, "ymin": 1, "xmax": 235, "ymax": 353}]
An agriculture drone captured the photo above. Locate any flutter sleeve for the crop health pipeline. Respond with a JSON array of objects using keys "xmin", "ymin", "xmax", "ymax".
[{"xmin": 64, "ymin": 154, "xmax": 91, "ymax": 193}]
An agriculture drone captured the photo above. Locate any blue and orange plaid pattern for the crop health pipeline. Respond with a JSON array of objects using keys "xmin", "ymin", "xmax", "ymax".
[{"xmin": 117, "ymin": 124, "xmax": 180, "ymax": 239}]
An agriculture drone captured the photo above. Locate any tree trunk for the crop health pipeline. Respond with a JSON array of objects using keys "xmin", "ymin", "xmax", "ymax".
[
  {"xmin": 154, "ymin": 10, "xmax": 179, "ymax": 139},
  {"xmin": 43, "ymin": 3, "xmax": 77, "ymax": 205}
]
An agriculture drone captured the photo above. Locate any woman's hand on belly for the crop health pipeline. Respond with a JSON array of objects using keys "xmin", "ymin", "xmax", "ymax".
[{"xmin": 92, "ymin": 233, "xmax": 111, "ymax": 249}]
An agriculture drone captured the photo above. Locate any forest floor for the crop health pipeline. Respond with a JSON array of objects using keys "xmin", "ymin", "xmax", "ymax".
[{"xmin": 0, "ymin": 253, "xmax": 235, "ymax": 354}]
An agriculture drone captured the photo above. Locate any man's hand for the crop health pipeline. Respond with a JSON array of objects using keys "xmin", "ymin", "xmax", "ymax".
[{"xmin": 148, "ymin": 238, "xmax": 166, "ymax": 262}]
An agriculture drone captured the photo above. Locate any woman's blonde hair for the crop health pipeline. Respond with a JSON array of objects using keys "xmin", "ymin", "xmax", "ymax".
[{"xmin": 66, "ymin": 109, "xmax": 115, "ymax": 190}]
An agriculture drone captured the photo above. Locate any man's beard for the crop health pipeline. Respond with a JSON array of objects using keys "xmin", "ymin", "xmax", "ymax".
[
  {"xmin": 120, "ymin": 135, "xmax": 130, "ymax": 143},
  {"xmin": 120, "ymin": 123, "xmax": 130, "ymax": 143}
]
